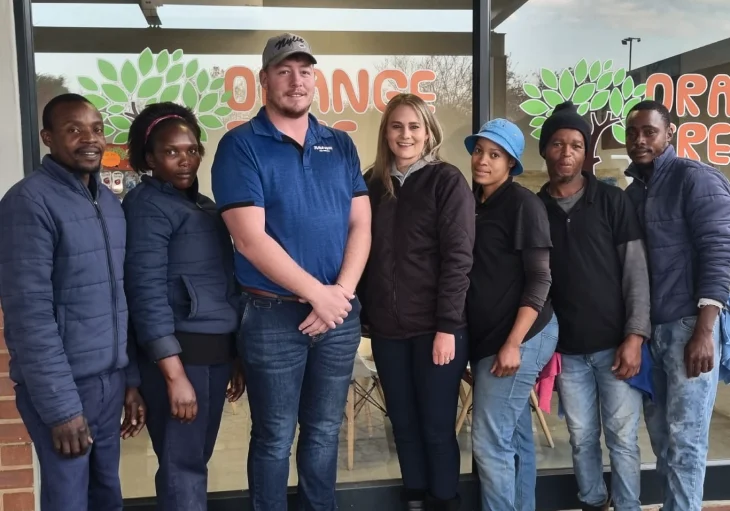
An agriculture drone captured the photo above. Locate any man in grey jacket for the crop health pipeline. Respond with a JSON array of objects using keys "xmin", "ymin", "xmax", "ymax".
[{"xmin": 625, "ymin": 100, "xmax": 730, "ymax": 511}]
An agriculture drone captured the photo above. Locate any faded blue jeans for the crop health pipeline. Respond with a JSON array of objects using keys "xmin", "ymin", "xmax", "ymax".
[
  {"xmin": 238, "ymin": 292, "xmax": 362, "ymax": 511},
  {"xmin": 472, "ymin": 315, "xmax": 558, "ymax": 511},
  {"xmin": 557, "ymin": 348, "xmax": 642, "ymax": 511},
  {"xmin": 643, "ymin": 316, "xmax": 720, "ymax": 511}
]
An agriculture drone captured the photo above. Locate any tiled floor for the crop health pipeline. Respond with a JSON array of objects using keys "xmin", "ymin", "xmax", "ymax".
[{"xmin": 119, "ymin": 378, "xmax": 730, "ymax": 499}]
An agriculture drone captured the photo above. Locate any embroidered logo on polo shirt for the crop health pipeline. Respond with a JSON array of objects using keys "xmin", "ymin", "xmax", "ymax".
[{"xmin": 313, "ymin": 145, "xmax": 333, "ymax": 153}]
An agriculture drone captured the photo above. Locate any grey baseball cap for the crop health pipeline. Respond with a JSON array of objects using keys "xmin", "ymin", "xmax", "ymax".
[{"xmin": 262, "ymin": 33, "xmax": 317, "ymax": 69}]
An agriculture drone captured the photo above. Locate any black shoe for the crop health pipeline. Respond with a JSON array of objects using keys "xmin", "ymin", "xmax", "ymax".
[
  {"xmin": 580, "ymin": 500, "xmax": 610, "ymax": 511},
  {"xmin": 425, "ymin": 493, "xmax": 461, "ymax": 511},
  {"xmin": 402, "ymin": 489, "xmax": 426, "ymax": 510}
]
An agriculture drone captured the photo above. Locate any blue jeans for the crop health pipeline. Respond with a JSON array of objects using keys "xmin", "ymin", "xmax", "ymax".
[
  {"xmin": 371, "ymin": 329, "xmax": 469, "ymax": 501},
  {"xmin": 557, "ymin": 348, "xmax": 642, "ymax": 511},
  {"xmin": 471, "ymin": 316, "xmax": 558, "ymax": 511},
  {"xmin": 239, "ymin": 293, "xmax": 361, "ymax": 511},
  {"xmin": 140, "ymin": 360, "xmax": 231, "ymax": 511},
  {"xmin": 643, "ymin": 316, "xmax": 720, "ymax": 511},
  {"xmin": 16, "ymin": 370, "xmax": 126, "ymax": 511}
]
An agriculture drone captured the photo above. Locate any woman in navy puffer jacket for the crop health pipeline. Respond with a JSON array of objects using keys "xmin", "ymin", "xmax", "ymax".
[{"xmin": 123, "ymin": 102, "xmax": 245, "ymax": 511}]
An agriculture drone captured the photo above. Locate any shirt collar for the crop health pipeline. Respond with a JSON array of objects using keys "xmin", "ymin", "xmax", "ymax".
[{"xmin": 250, "ymin": 106, "xmax": 333, "ymax": 145}]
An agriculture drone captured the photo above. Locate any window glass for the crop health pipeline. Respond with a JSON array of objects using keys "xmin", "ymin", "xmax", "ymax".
[{"xmin": 32, "ymin": 1, "xmax": 474, "ymax": 496}]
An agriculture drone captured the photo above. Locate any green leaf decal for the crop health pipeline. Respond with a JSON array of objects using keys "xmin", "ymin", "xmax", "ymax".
[
  {"xmin": 529, "ymin": 116, "xmax": 546, "ymax": 128},
  {"xmin": 543, "ymin": 90, "xmax": 563, "ymax": 108},
  {"xmin": 221, "ymin": 91, "xmax": 233, "ymax": 103},
  {"xmin": 198, "ymin": 92, "xmax": 218, "ymax": 113},
  {"xmin": 613, "ymin": 68, "xmax": 627, "ymax": 87},
  {"xmin": 104, "ymin": 125, "xmax": 115, "ymax": 137},
  {"xmin": 559, "ymin": 69, "xmax": 575, "ymax": 101},
  {"xmin": 589, "ymin": 60, "xmax": 602, "ymax": 81},
  {"xmin": 612, "ymin": 124, "xmax": 626, "ymax": 145},
  {"xmin": 200, "ymin": 127, "xmax": 208, "ymax": 143},
  {"xmin": 138, "ymin": 76, "xmax": 163, "ymax": 99},
  {"xmin": 85, "ymin": 94, "xmax": 109, "ymax": 110},
  {"xmin": 573, "ymin": 83, "xmax": 596, "ymax": 105},
  {"xmin": 523, "ymin": 83, "xmax": 541, "ymax": 99},
  {"xmin": 107, "ymin": 104, "xmax": 125, "ymax": 114},
  {"xmin": 596, "ymin": 72, "xmax": 613, "ymax": 91},
  {"xmin": 210, "ymin": 77, "xmax": 225, "ymax": 92},
  {"xmin": 182, "ymin": 82, "xmax": 198, "ymax": 109},
  {"xmin": 113, "ymin": 131, "xmax": 129, "ymax": 144},
  {"xmin": 540, "ymin": 68, "xmax": 559, "ymax": 90},
  {"xmin": 156, "ymin": 50, "xmax": 170, "ymax": 74},
  {"xmin": 78, "ymin": 77, "xmax": 99, "ymax": 92},
  {"xmin": 199, "ymin": 115, "xmax": 223, "ymax": 130},
  {"xmin": 520, "ymin": 99, "xmax": 550, "ymax": 116},
  {"xmin": 172, "ymin": 49, "xmax": 183, "ymax": 62},
  {"xmin": 109, "ymin": 115, "xmax": 132, "ymax": 130},
  {"xmin": 622, "ymin": 97, "xmax": 641, "ymax": 118},
  {"xmin": 609, "ymin": 88, "xmax": 624, "ymax": 118},
  {"xmin": 101, "ymin": 83, "xmax": 127, "ymax": 103},
  {"xmin": 121, "ymin": 60, "xmax": 138, "ymax": 93},
  {"xmin": 98, "ymin": 59, "xmax": 117, "ymax": 81},
  {"xmin": 160, "ymin": 84, "xmax": 182, "ymax": 103},
  {"xmin": 185, "ymin": 60, "xmax": 199, "ymax": 79},
  {"xmin": 197, "ymin": 70, "xmax": 210, "ymax": 93},
  {"xmin": 146, "ymin": 97, "xmax": 159, "ymax": 106},
  {"xmin": 574, "ymin": 59, "xmax": 589, "ymax": 85},
  {"xmin": 603, "ymin": 60, "xmax": 614, "ymax": 71},
  {"xmin": 138, "ymin": 48, "xmax": 154, "ymax": 77},
  {"xmin": 166, "ymin": 64, "xmax": 184, "ymax": 83},
  {"xmin": 577, "ymin": 103, "xmax": 590, "ymax": 116},
  {"xmin": 531, "ymin": 128, "xmax": 542, "ymax": 140},
  {"xmin": 590, "ymin": 90, "xmax": 610, "ymax": 111},
  {"xmin": 622, "ymin": 76, "xmax": 635, "ymax": 99},
  {"xmin": 633, "ymin": 84, "xmax": 647, "ymax": 98}
]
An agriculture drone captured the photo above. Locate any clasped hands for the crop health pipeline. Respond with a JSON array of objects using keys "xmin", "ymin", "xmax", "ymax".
[{"xmin": 298, "ymin": 284, "xmax": 354, "ymax": 336}]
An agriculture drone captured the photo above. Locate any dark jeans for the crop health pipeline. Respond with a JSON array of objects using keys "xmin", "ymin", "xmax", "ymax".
[
  {"xmin": 371, "ymin": 329, "xmax": 469, "ymax": 501},
  {"xmin": 139, "ymin": 360, "xmax": 231, "ymax": 511},
  {"xmin": 239, "ymin": 292, "xmax": 361, "ymax": 511},
  {"xmin": 16, "ymin": 369, "xmax": 126, "ymax": 511}
]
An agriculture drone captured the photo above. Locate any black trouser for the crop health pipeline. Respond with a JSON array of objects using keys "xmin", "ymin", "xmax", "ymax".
[{"xmin": 371, "ymin": 329, "xmax": 469, "ymax": 501}]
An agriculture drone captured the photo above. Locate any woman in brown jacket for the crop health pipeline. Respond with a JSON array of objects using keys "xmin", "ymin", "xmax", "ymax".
[{"xmin": 360, "ymin": 93, "xmax": 475, "ymax": 511}]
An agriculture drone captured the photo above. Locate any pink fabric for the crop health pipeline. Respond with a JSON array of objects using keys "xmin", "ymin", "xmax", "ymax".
[{"xmin": 535, "ymin": 353, "xmax": 562, "ymax": 414}]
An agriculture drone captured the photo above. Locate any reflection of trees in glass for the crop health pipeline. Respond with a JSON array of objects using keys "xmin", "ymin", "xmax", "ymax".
[
  {"xmin": 76, "ymin": 48, "xmax": 232, "ymax": 144},
  {"xmin": 36, "ymin": 74, "xmax": 70, "ymax": 126},
  {"xmin": 519, "ymin": 59, "xmax": 647, "ymax": 171}
]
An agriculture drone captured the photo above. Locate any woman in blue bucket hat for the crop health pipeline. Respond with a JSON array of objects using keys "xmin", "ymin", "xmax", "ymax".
[{"xmin": 464, "ymin": 119, "xmax": 558, "ymax": 510}]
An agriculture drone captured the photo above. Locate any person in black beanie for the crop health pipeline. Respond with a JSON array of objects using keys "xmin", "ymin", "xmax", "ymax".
[{"xmin": 537, "ymin": 102, "xmax": 651, "ymax": 511}]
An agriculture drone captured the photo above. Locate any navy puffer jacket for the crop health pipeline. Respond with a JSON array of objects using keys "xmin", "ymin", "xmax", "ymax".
[
  {"xmin": 122, "ymin": 176, "xmax": 239, "ymax": 362},
  {"xmin": 0, "ymin": 156, "xmax": 135, "ymax": 427},
  {"xmin": 625, "ymin": 145, "xmax": 730, "ymax": 324}
]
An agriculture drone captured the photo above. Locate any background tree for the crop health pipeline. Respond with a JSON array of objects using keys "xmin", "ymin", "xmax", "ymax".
[{"xmin": 77, "ymin": 48, "xmax": 233, "ymax": 144}]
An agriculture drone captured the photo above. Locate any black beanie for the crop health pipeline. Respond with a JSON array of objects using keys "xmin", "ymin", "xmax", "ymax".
[{"xmin": 538, "ymin": 101, "xmax": 591, "ymax": 156}]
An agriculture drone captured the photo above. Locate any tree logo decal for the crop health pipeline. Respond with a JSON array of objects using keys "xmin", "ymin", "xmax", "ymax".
[
  {"xmin": 519, "ymin": 59, "xmax": 648, "ymax": 171},
  {"xmin": 77, "ymin": 48, "xmax": 233, "ymax": 145}
]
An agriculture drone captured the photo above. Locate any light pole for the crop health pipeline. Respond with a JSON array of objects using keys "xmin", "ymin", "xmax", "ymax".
[{"xmin": 622, "ymin": 37, "xmax": 641, "ymax": 71}]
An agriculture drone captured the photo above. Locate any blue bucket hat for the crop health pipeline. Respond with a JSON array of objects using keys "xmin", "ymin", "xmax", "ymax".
[{"xmin": 464, "ymin": 118, "xmax": 525, "ymax": 176}]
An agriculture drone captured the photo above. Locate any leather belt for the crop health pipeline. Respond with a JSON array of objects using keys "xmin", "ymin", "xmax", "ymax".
[{"xmin": 241, "ymin": 286, "xmax": 301, "ymax": 303}]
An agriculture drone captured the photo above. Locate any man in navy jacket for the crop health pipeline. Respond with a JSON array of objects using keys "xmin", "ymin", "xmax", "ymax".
[
  {"xmin": 0, "ymin": 94, "xmax": 145, "ymax": 510},
  {"xmin": 625, "ymin": 100, "xmax": 730, "ymax": 511}
]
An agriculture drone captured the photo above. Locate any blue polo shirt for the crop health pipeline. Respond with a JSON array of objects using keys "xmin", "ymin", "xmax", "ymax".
[{"xmin": 211, "ymin": 107, "xmax": 368, "ymax": 296}]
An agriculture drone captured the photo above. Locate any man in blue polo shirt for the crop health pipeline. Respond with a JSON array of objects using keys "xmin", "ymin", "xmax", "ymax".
[{"xmin": 211, "ymin": 33, "xmax": 371, "ymax": 510}]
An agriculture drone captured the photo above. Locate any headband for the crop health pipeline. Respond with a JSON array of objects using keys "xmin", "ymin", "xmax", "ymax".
[{"xmin": 144, "ymin": 114, "xmax": 185, "ymax": 144}]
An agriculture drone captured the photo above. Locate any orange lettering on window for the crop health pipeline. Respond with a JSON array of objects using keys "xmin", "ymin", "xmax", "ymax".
[
  {"xmin": 410, "ymin": 70, "xmax": 437, "ymax": 103},
  {"xmin": 374, "ymin": 70, "xmax": 408, "ymax": 113},
  {"xmin": 224, "ymin": 66, "xmax": 257, "ymax": 112},
  {"xmin": 646, "ymin": 73, "xmax": 674, "ymax": 113},
  {"xmin": 314, "ymin": 69, "xmax": 331, "ymax": 114},
  {"xmin": 677, "ymin": 122, "xmax": 707, "ymax": 160},
  {"xmin": 708, "ymin": 75, "xmax": 730, "ymax": 118},
  {"xmin": 332, "ymin": 70, "xmax": 370, "ymax": 115},
  {"xmin": 676, "ymin": 74, "xmax": 708, "ymax": 118},
  {"xmin": 708, "ymin": 123, "xmax": 730, "ymax": 166}
]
